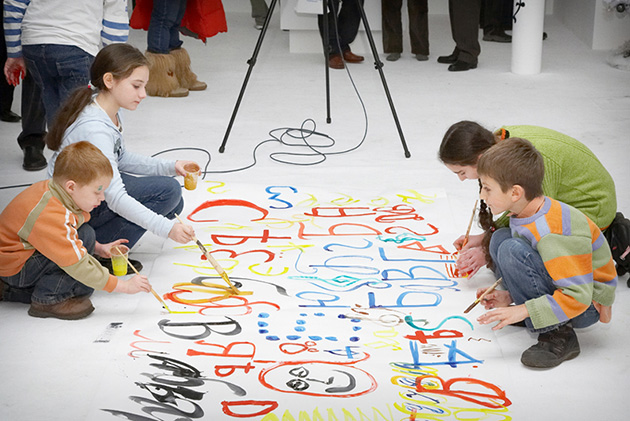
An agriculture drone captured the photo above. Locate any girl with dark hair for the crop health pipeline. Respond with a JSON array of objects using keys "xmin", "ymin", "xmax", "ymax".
[
  {"xmin": 46, "ymin": 43, "xmax": 196, "ymax": 268},
  {"xmin": 439, "ymin": 120, "xmax": 617, "ymax": 277}
]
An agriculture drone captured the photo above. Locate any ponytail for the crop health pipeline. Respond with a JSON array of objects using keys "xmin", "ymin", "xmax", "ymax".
[
  {"xmin": 477, "ymin": 179, "xmax": 496, "ymax": 270},
  {"xmin": 46, "ymin": 85, "xmax": 94, "ymax": 151},
  {"xmin": 46, "ymin": 43, "xmax": 148, "ymax": 151}
]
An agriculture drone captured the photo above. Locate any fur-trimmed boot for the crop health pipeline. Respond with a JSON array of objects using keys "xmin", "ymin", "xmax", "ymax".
[
  {"xmin": 170, "ymin": 48, "xmax": 207, "ymax": 91},
  {"xmin": 144, "ymin": 51, "xmax": 189, "ymax": 98}
]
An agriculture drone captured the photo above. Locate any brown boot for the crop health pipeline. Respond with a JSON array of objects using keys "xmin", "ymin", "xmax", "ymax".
[
  {"xmin": 170, "ymin": 48, "xmax": 207, "ymax": 91},
  {"xmin": 144, "ymin": 51, "xmax": 189, "ymax": 98},
  {"xmin": 28, "ymin": 296, "xmax": 95, "ymax": 320}
]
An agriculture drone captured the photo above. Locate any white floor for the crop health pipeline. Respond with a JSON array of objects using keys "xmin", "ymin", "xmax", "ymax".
[{"xmin": 1, "ymin": 8, "xmax": 629, "ymax": 421}]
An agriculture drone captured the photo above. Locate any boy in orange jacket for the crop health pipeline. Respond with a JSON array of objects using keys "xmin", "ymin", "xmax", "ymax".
[{"xmin": 0, "ymin": 141, "xmax": 151, "ymax": 320}]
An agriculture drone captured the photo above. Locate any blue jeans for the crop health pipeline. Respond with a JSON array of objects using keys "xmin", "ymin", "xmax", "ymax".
[
  {"xmin": 88, "ymin": 173, "xmax": 184, "ymax": 249},
  {"xmin": 21, "ymin": 44, "xmax": 93, "ymax": 128},
  {"xmin": 0, "ymin": 225, "xmax": 95, "ymax": 305},
  {"xmin": 490, "ymin": 228, "xmax": 600, "ymax": 333},
  {"xmin": 147, "ymin": 0, "xmax": 187, "ymax": 54}
]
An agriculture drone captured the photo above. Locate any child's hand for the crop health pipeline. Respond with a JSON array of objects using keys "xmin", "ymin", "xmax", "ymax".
[
  {"xmin": 114, "ymin": 274, "xmax": 151, "ymax": 294},
  {"xmin": 175, "ymin": 160, "xmax": 200, "ymax": 177},
  {"xmin": 477, "ymin": 304, "xmax": 528, "ymax": 330},
  {"xmin": 94, "ymin": 239, "xmax": 129, "ymax": 258},
  {"xmin": 456, "ymin": 246, "xmax": 486, "ymax": 277},
  {"xmin": 168, "ymin": 222, "xmax": 195, "ymax": 244},
  {"xmin": 476, "ymin": 288, "xmax": 512, "ymax": 309},
  {"xmin": 4, "ymin": 57, "xmax": 26, "ymax": 86},
  {"xmin": 453, "ymin": 233, "xmax": 483, "ymax": 251},
  {"xmin": 593, "ymin": 301, "xmax": 612, "ymax": 323}
]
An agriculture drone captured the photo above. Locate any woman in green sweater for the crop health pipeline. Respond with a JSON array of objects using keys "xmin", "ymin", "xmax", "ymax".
[{"xmin": 439, "ymin": 120, "xmax": 617, "ymax": 277}]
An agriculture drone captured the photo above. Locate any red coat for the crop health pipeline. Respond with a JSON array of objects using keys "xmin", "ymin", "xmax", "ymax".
[{"xmin": 130, "ymin": 0, "xmax": 227, "ymax": 43}]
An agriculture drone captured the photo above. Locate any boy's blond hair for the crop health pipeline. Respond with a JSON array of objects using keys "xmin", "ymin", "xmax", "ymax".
[
  {"xmin": 477, "ymin": 137, "xmax": 544, "ymax": 201},
  {"xmin": 52, "ymin": 141, "xmax": 113, "ymax": 185}
]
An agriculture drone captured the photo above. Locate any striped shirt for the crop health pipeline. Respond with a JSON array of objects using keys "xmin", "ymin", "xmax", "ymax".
[
  {"xmin": 0, "ymin": 180, "xmax": 117, "ymax": 292},
  {"xmin": 510, "ymin": 197, "xmax": 617, "ymax": 329},
  {"xmin": 4, "ymin": 0, "xmax": 129, "ymax": 58}
]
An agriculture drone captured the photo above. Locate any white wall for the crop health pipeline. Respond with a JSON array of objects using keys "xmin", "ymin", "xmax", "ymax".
[{"xmin": 555, "ymin": 0, "xmax": 630, "ymax": 49}]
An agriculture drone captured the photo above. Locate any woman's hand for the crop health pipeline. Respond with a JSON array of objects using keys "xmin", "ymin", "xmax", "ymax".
[{"xmin": 94, "ymin": 239, "xmax": 129, "ymax": 258}]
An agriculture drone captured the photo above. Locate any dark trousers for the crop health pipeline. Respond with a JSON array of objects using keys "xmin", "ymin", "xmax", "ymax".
[
  {"xmin": 1, "ymin": 2, "xmax": 46, "ymax": 150},
  {"xmin": 0, "ymin": 224, "xmax": 95, "ymax": 305},
  {"xmin": 480, "ymin": 0, "xmax": 511, "ymax": 34},
  {"xmin": 447, "ymin": 0, "xmax": 481, "ymax": 64},
  {"xmin": 318, "ymin": 0, "xmax": 365, "ymax": 55},
  {"xmin": 0, "ymin": 28, "xmax": 16, "ymax": 116},
  {"xmin": 89, "ymin": 173, "xmax": 184, "ymax": 249},
  {"xmin": 382, "ymin": 0, "xmax": 428, "ymax": 55},
  {"xmin": 17, "ymin": 73, "xmax": 47, "ymax": 150}
]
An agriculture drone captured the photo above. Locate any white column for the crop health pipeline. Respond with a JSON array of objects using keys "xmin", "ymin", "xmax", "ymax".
[{"xmin": 511, "ymin": 0, "xmax": 546, "ymax": 75}]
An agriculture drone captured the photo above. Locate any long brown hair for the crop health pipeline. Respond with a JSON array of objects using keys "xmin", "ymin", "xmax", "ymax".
[
  {"xmin": 438, "ymin": 120, "xmax": 496, "ymax": 166},
  {"xmin": 46, "ymin": 43, "xmax": 148, "ymax": 151}
]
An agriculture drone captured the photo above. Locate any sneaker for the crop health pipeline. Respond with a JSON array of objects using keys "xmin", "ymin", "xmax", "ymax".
[
  {"xmin": 415, "ymin": 54, "xmax": 429, "ymax": 61},
  {"xmin": 28, "ymin": 297, "xmax": 95, "ymax": 320},
  {"xmin": 96, "ymin": 256, "xmax": 143, "ymax": 275},
  {"xmin": 386, "ymin": 53, "xmax": 401, "ymax": 62},
  {"xmin": 520, "ymin": 324, "xmax": 580, "ymax": 368}
]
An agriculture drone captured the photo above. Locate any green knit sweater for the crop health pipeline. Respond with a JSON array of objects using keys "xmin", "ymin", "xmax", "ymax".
[{"xmin": 494, "ymin": 125, "xmax": 617, "ymax": 229}]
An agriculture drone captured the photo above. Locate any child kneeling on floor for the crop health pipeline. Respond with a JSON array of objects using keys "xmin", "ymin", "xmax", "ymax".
[
  {"xmin": 0, "ymin": 141, "xmax": 151, "ymax": 320},
  {"xmin": 474, "ymin": 137, "xmax": 617, "ymax": 368}
]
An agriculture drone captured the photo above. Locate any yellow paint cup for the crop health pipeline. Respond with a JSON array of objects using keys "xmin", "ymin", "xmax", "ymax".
[
  {"xmin": 183, "ymin": 163, "xmax": 200, "ymax": 191},
  {"xmin": 110, "ymin": 245, "xmax": 129, "ymax": 277}
]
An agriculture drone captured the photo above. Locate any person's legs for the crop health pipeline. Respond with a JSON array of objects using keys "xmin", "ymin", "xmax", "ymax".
[
  {"xmin": 0, "ymin": 224, "xmax": 95, "ymax": 306},
  {"xmin": 148, "ymin": 0, "xmax": 186, "ymax": 53},
  {"xmin": 21, "ymin": 44, "xmax": 59, "ymax": 128},
  {"xmin": 408, "ymin": 0, "xmax": 429, "ymax": 57},
  {"xmin": 250, "ymin": 0, "xmax": 269, "ymax": 28},
  {"xmin": 318, "ymin": 0, "xmax": 342, "ymax": 55},
  {"xmin": 490, "ymin": 227, "xmax": 600, "ymax": 332},
  {"xmin": 22, "ymin": 44, "xmax": 92, "ymax": 127},
  {"xmin": 382, "ymin": 0, "xmax": 404, "ymax": 55},
  {"xmin": 490, "ymin": 228, "xmax": 595, "ymax": 368},
  {"xmin": 336, "ymin": 0, "xmax": 363, "ymax": 53},
  {"xmin": 89, "ymin": 174, "xmax": 184, "ymax": 248},
  {"xmin": 169, "ymin": 0, "xmax": 188, "ymax": 51},
  {"xmin": 17, "ymin": 72, "xmax": 48, "ymax": 171},
  {"xmin": 449, "ymin": 0, "xmax": 481, "ymax": 65}
]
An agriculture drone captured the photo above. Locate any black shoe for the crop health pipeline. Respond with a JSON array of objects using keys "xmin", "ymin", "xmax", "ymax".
[
  {"xmin": 22, "ymin": 146, "xmax": 47, "ymax": 171},
  {"xmin": 483, "ymin": 29, "xmax": 512, "ymax": 43},
  {"xmin": 0, "ymin": 110, "xmax": 21, "ymax": 122},
  {"xmin": 437, "ymin": 52, "xmax": 458, "ymax": 64},
  {"xmin": 96, "ymin": 256, "xmax": 143, "ymax": 275},
  {"xmin": 448, "ymin": 60, "xmax": 477, "ymax": 72},
  {"xmin": 520, "ymin": 324, "xmax": 580, "ymax": 368}
]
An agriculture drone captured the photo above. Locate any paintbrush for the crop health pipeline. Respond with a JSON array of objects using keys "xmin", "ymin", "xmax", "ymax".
[
  {"xmin": 461, "ymin": 199, "xmax": 478, "ymax": 249},
  {"xmin": 174, "ymin": 214, "xmax": 239, "ymax": 294},
  {"xmin": 114, "ymin": 246, "xmax": 171, "ymax": 312},
  {"xmin": 463, "ymin": 277, "xmax": 502, "ymax": 314}
]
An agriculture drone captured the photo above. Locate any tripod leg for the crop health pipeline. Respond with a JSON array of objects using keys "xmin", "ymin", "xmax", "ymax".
[
  {"xmin": 219, "ymin": 0, "xmax": 279, "ymax": 153},
  {"xmin": 354, "ymin": 0, "xmax": 411, "ymax": 158},
  {"xmin": 322, "ymin": 0, "xmax": 332, "ymax": 123}
]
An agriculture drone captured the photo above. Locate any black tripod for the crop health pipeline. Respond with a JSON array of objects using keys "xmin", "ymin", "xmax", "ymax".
[{"xmin": 218, "ymin": 0, "xmax": 411, "ymax": 158}]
